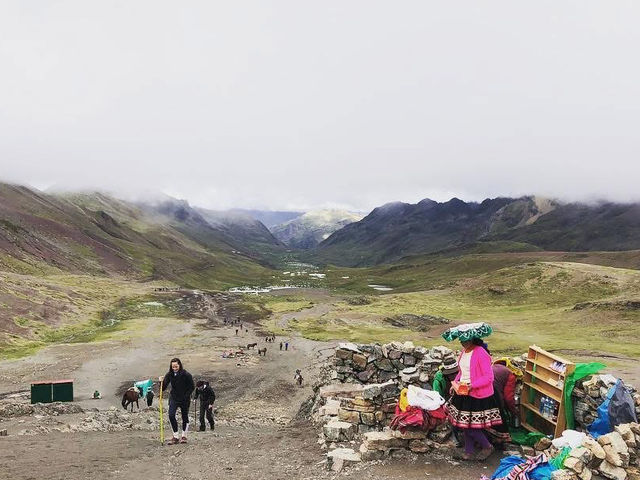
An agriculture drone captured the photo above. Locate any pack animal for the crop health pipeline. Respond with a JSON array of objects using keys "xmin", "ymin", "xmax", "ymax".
[
  {"xmin": 247, "ymin": 343, "xmax": 258, "ymax": 349},
  {"xmin": 121, "ymin": 387, "xmax": 140, "ymax": 412},
  {"xmin": 257, "ymin": 347, "xmax": 267, "ymax": 356}
]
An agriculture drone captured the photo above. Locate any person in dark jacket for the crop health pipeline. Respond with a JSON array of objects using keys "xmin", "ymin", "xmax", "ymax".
[
  {"xmin": 160, "ymin": 357, "xmax": 195, "ymax": 445},
  {"xmin": 194, "ymin": 380, "xmax": 216, "ymax": 431}
]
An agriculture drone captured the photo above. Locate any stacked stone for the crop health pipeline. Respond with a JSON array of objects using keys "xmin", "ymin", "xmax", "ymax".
[
  {"xmin": 572, "ymin": 376, "xmax": 640, "ymax": 431},
  {"xmin": 551, "ymin": 424, "xmax": 640, "ymax": 480},
  {"xmin": 336, "ymin": 381, "xmax": 398, "ymax": 434},
  {"xmin": 332, "ymin": 341, "xmax": 456, "ymax": 387}
]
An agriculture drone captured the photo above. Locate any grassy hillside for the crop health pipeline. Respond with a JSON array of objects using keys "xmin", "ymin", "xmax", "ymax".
[
  {"xmin": 253, "ymin": 254, "xmax": 640, "ymax": 364},
  {"xmin": 315, "ymin": 247, "xmax": 640, "ymax": 294}
]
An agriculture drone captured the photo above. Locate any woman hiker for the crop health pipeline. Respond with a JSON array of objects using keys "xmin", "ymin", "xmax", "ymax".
[
  {"xmin": 442, "ymin": 322, "xmax": 503, "ymax": 461},
  {"xmin": 160, "ymin": 357, "xmax": 195, "ymax": 444}
]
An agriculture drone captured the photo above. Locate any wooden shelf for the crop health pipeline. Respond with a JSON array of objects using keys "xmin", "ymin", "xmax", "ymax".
[
  {"xmin": 525, "ymin": 370, "xmax": 565, "ymax": 391},
  {"xmin": 519, "ymin": 345, "xmax": 575, "ymax": 439},
  {"xmin": 523, "ymin": 380, "xmax": 562, "ymax": 402},
  {"xmin": 521, "ymin": 402, "xmax": 558, "ymax": 425},
  {"xmin": 527, "ymin": 345, "xmax": 573, "ymax": 364},
  {"xmin": 526, "ymin": 358, "xmax": 568, "ymax": 377}
]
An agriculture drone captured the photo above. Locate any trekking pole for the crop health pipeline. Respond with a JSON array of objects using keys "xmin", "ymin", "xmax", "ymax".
[{"xmin": 159, "ymin": 379, "xmax": 164, "ymax": 445}]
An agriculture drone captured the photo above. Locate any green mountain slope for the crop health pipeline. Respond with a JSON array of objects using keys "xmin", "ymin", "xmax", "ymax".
[{"xmin": 0, "ymin": 183, "xmax": 274, "ymax": 288}]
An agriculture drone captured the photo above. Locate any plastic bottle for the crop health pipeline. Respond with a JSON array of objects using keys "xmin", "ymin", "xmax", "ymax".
[
  {"xmin": 539, "ymin": 395, "xmax": 546, "ymax": 415},
  {"xmin": 543, "ymin": 397, "xmax": 551, "ymax": 419}
]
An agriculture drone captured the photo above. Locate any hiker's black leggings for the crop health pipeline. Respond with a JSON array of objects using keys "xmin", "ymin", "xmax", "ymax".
[
  {"xmin": 168, "ymin": 398, "xmax": 190, "ymax": 433},
  {"xmin": 199, "ymin": 404, "xmax": 214, "ymax": 427}
]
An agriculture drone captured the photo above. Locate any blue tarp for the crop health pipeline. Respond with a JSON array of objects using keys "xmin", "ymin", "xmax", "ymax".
[
  {"xmin": 588, "ymin": 379, "xmax": 638, "ymax": 438},
  {"xmin": 491, "ymin": 455, "xmax": 556, "ymax": 480}
]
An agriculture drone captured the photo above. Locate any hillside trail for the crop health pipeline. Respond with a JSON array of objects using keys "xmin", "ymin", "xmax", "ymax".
[{"xmin": 0, "ymin": 291, "xmax": 497, "ymax": 480}]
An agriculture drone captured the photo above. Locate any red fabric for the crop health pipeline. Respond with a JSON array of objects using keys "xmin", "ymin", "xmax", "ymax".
[
  {"xmin": 390, "ymin": 405, "xmax": 446, "ymax": 433},
  {"xmin": 503, "ymin": 372, "xmax": 517, "ymax": 414},
  {"xmin": 454, "ymin": 346, "xmax": 495, "ymax": 399}
]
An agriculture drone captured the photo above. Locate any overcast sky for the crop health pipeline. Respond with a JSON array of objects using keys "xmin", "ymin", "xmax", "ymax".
[{"xmin": 1, "ymin": 1, "xmax": 639, "ymax": 211}]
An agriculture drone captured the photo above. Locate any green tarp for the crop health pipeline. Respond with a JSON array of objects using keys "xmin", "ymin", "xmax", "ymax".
[
  {"xmin": 509, "ymin": 426, "xmax": 546, "ymax": 446},
  {"xmin": 564, "ymin": 362, "xmax": 607, "ymax": 430}
]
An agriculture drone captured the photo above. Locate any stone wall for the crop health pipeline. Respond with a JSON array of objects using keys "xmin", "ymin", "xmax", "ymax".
[{"xmin": 332, "ymin": 341, "xmax": 456, "ymax": 386}]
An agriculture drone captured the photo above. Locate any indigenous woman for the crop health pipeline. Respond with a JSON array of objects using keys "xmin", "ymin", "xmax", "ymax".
[{"xmin": 442, "ymin": 323, "xmax": 503, "ymax": 460}]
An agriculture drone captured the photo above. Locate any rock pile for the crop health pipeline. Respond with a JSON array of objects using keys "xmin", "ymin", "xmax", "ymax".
[
  {"xmin": 550, "ymin": 424, "xmax": 640, "ymax": 480},
  {"xmin": 0, "ymin": 401, "xmax": 84, "ymax": 418},
  {"xmin": 573, "ymin": 375, "xmax": 640, "ymax": 430},
  {"xmin": 332, "ymin": 341, "xmax": 455, "ymax": 386},
  {"xmin": 18, "ymin": 406, "xmax": 162, "ymax": 435}
]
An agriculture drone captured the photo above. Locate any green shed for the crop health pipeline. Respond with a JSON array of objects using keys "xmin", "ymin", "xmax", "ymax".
[
  {"xmin": 52, "ymin": 379, "xmax": 74, "ymax": 402},
  {"xmin": 30, "ymin": 379, "xmax": 74, "ymax": 404},
  {"xmin": 30, "ymin": 381, "xmax": 53, "ymax": 404}
]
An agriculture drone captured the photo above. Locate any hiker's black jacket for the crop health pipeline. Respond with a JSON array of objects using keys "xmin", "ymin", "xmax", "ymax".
[
  {"xmin": 162, "ymin": 369, "xmax": 195, "ymax": 403},
  {"xmin": 194, "ymin": 383, "xmax": 216, "ymax": 407}
]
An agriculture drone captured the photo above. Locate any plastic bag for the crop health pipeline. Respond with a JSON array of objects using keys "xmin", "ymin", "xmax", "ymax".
[
  {"xmin": 551, "ymin": 430, "xmax": 586, "ymax": 449},
  {"xmin": 589, "ymin": 379, "xmax": 638, "ymax": 438},
  {"xmin": 549, "ymin": 446, "xmax": 571, "ymax": 469},
  {"xmin": 406, "ymin": 385, "xmax": 445, "ymax": 411}
]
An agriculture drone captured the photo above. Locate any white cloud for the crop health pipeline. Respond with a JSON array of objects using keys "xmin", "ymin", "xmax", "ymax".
[{"xmin": 1, "ymin": 1, "xmax": 639, "ymax": 210}]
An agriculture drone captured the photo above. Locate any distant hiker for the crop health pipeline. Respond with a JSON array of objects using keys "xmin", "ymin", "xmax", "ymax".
[
  {"xmin": 235, "ymin": 329, "xmax": 238, "ymax": 335},
  {"xmin": 92, "ymin": 390, "xmax": 101, "ymax": 399},
  {"xmin": 160, "ymin": 357, "xmax": 195, "ymax": 445},
  {"xmin": 194, "ymin": 380, "xmax": 216, "ymax": 431},
  {"xmin": 285, "ymin": 342, "xmax": 289, "ymax": 351},
  {"xmin": 279, "ymin": 342, "xmax": 283, "ymax": 351},
  {"xmin": 294, "ymin": 369, "xmax": 303, "ymax": 387}
]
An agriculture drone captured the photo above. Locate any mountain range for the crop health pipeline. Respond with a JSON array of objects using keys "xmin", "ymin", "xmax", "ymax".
[
  {"xmin": 2, "ymin": 183, "xmax": 640, "ymax": 278},
  {"xmin": 313, "ymin": 196, "xmax": 640, "ymax": 266},
  {"xmin": 270, "ymin": 209, "xmax": 364, "ymax": 249}
]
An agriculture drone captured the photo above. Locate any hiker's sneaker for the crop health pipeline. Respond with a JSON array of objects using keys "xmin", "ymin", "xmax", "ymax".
[
  {"xmin": 180, "ymin": 436, "xmax": 188, "ymax": 443},
  {"xmin": 209, "ymin": 422, "xmax": 215, "ymax": 431},
  {"xmin": 167, "ymin": 437, "xmax": 180, "ymax": 445},
  {"xmin": 198, "ymin": 425, "xmax": 206, "ymax": 432}
]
